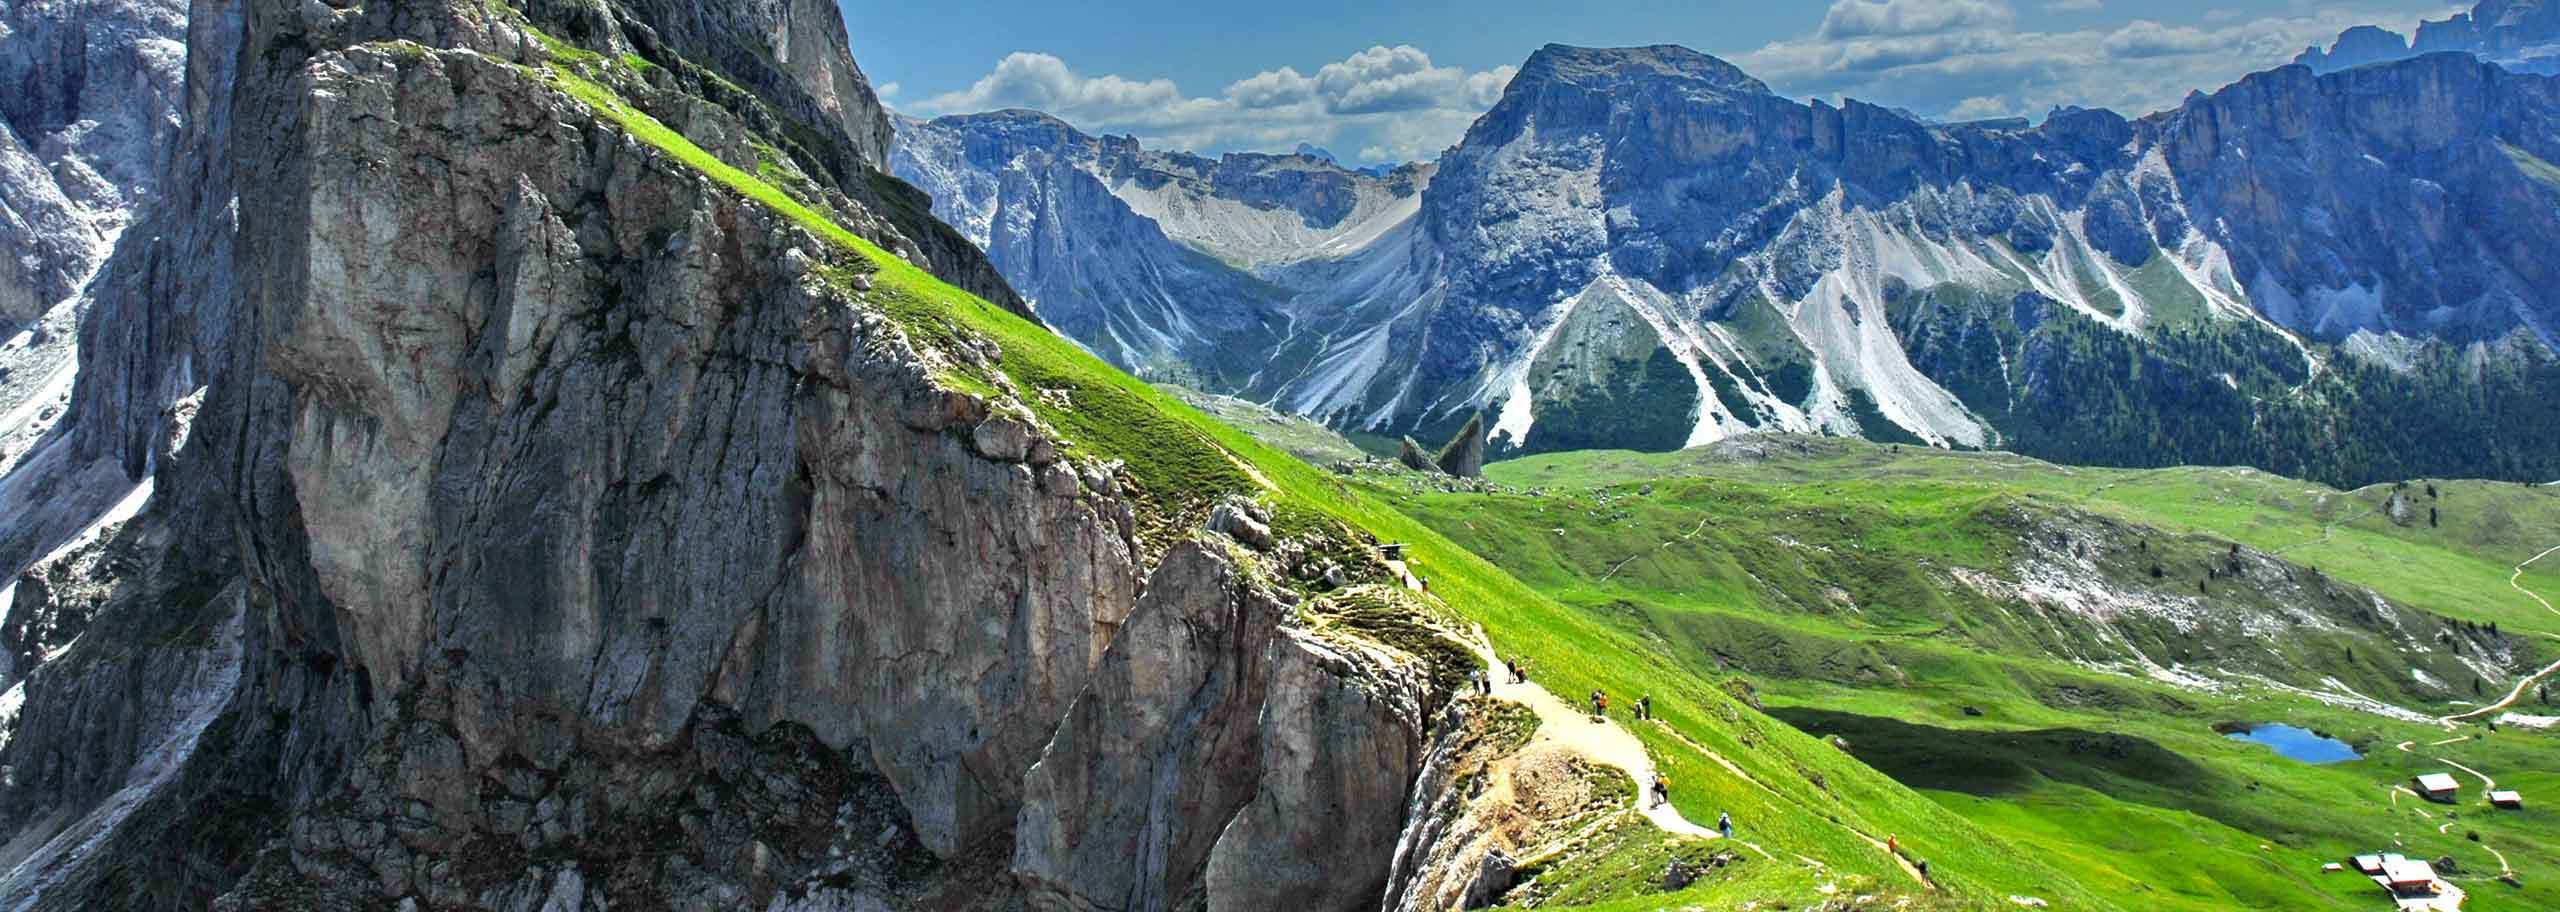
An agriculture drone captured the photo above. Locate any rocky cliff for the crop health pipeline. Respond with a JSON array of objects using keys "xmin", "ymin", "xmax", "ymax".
[
  {"xmin": 2300, "ymin": 0, "xmax": 2560, "ymax": 75},
  {"xmin": 0, "ymin": 0, "xmax": 185, "ymax": 326},
  {"xmin": 891, "ymin": 111, "xmax": 1429, "ymax": 393},
  {"xmin": 0, "ymin": 1, "xmax": 1475, "ymax": 909},
  {"xmin": 897, "ymin": 42, "xmax": 2560, "ymax": 487}
]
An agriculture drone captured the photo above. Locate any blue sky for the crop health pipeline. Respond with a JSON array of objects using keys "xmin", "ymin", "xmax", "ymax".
[{"xmin": 841, "ymin": 0, "xmax": 2460, "ymax": 165}]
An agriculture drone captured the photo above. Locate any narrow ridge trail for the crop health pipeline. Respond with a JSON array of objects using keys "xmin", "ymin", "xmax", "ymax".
[{"xmin": 1462, "ymin": 629, "xmax": 1717, "ymax": 841}]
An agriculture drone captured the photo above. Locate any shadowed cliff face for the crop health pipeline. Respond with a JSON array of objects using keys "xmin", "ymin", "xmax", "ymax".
[
  {"xmin": 0, "ymin": 0, "xmax": 186, "ymax": 325},
  {"xmin": 0, "ymin": 1, "xmax": 1454, "ymax": 909}
]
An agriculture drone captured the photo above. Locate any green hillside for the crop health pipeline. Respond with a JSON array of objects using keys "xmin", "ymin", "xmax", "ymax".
[{"xmin": 1365, "ymin": 437, "xmax": 2560, "ymax": 910}]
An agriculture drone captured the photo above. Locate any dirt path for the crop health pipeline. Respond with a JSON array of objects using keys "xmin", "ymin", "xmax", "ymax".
[
  {"xmin": 2435, "ymin": 547, "xmax": 2560, "ymax": 726},
  {"xmin": 2482, "ymin": 843, "xmax": 2512, "ymax": 875},
  {"xmin": 2515, "ymin": 545, "xmax": 2560, "ymax": 620},
  {"xmin": 2387, "ymin": 785, "xmax": 2431, "ymax": 816},
  {"xmin": 1856, "ymin": 833, "xmax": 1935, "ymax": 890},
  {"xmin": 1654, "ymin": 722, "xmax": 1773, "ymax": 795},
  {"xmin": 1598, "ymin": 517, "xmax": 1710, "ymax": 584},
  {"xmin": 1465, "ymin": 630, "xmax": 1715, "ymax": 841},
  {"xmin": 1647, "ymin": 703, "xmax": 1930, "ymax": 888},
  {"xmin": 2437, "ymin": 759, "xmax": 2495, "ymax": 791}
]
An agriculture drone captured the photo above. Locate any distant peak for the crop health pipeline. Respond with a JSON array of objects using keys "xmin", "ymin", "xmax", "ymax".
[{"xmin": 1516, "ymin": 43, "xmax": 1771, "ymax": 96}]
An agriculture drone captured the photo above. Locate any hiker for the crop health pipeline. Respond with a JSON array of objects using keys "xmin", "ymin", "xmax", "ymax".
[
  {"xmin": 1886, "ymin": 834, "xmax": 1899, "ymax": 857},
  {"xmin": 1717, "ymin": 811, "xmax": 1733, "ymax": 839},
  {"xmin": 1508, "ymin": 659, "xmax": 1527, "ymax": 684},
  {"xmin": 1636, "ymin": 694, "xmax": 1652, "ymax": 721},
  {"xmin": 1915, "ymin": 859, "xmax": 1932, "ymax": 884},
  {"xmin": 1590, "ymin": 690, "xmax": 1607, "ymax": 719},
  {"xmin": 1467, "ymin": 668, "xmax": 1487, "ymax": 697},
  {"xmin": 1651, "ymin": 774, "xmax": 1671, "ymax": 808},
  {"xmin": 1479, "ymin": 667, "xmax": 1494, "ymax": 696}
]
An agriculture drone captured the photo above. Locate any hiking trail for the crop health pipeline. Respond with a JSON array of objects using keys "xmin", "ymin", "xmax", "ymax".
[
  {"xmin": 1463, "ymin": 628, "xmax": 1715, "ymax": 842},
  {"xmin": 2437, "ymin": 758, "xmax": 2495, "ymax": 791},
  {"xmin": 1857, "ymin": 833, "xmax": 1935, "ymax": 890},
  {"xmin": 2434, "ymin": 545, "xmax": 2560, "ymax": 727}
]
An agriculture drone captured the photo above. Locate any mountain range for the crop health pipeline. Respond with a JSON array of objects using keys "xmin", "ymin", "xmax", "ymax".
[
  {"xmin": 895, "ymin": 9, "xmax": 2560, "ymax": 488},
  {"xmin": 2297, "ymin": 0, "xmax": 2560, "ymax": 75}
]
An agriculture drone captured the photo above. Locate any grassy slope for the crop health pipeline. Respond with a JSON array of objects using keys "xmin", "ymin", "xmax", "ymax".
[
  {"xmin": 1156, "ymin": 384, "xmax": 1369, "ymax": 467},
  {"xmin": 516, "ymin": 35, "xmax": 2154, "ymax": 912},
  {"xmin": 1494, "ymin": 441, "xmax": 2560, "ymax": 639},
  {"xmin": 1404, "ymin": 438, "xmax": 2560, "ymax": 910}
]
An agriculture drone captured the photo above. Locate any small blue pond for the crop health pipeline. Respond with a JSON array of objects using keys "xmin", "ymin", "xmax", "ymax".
[{"xmin": 2224, "ymin": 723, "xmax": 2360, "ymax": 764}]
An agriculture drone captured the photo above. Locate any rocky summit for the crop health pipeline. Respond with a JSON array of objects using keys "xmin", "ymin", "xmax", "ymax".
[
  {"xmin": 2299, "ymin": 0, "xmax": 2560, "ymax": 75},
  {"xmin": 898, "ymin": 40, "xmax": 2560, "ymax": 488}
]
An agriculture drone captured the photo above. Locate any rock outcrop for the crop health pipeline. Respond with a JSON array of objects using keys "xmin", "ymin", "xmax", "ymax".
[
  {"xmin": 2299, "ymin": 1, "xmax": 2560, "ymax": 76},
  {"xmin": 0, "ymin": 0, "xmax": 186, "ymax": 325},
  {"xmin": 0, "ymin": 1, "xmax": 1466, "ymax": 909},
  {"xmin": 1434, "ymin": 413, "xmax": 1486, "ymax": 479}
]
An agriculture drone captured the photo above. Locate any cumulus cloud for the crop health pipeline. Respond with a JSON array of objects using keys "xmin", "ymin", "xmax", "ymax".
[
  {"xmin": 1741, "ymin": 1, "xmax": 2449, "ymax": 124},
  {"xmin": 2101, "ymin": 20, "xmax": 2222, "ymax": 59},
  {"xmin": 910, "ymin": 46, "xmax": 1515, "ymax": 164},
  {"xmin": 1818, "ymin": 0, "xmax": 2014, "ymax": 40},
  {"xmin": 906, "ymin": 2, "xmax": 2448, "ymax": 161},
  {"xmin": 1945, "ymin": 95, "xmax": 2018, "ymax": 120},
  {"xmin": 919, "ymin": 53, "xmax": 1205, "ymax": 123}
]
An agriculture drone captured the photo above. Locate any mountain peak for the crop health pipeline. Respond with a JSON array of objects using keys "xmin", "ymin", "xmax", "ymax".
[{"xmin": 1516, "ymin": 43, "xmax": 1771, "ymax": 96}]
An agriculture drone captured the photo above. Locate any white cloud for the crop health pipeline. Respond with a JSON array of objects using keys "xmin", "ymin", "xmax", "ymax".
[
  {"xmin": 910, "ymin": 46, "xmax": 1514, "ymax": 164},
  {"xmin": 919, "ymin": 53, "xmax": 1202, "ymax": 122},
  {"xmin": 1818, "ymin": 0, "xmax": 2014, "ymax": 40},
  {"xmin": 1740, "ymin": 2, "xmax": 2451, "ymax": 124},
  {"xmin": 875, "ymin": 81, "xmax": 901, "ymax": 100},
  {"xmin": 902, "ymin": 2, "xmax": 2455, "ymax": 161},
  {"xmin": 1945, "ymin": 95, "xmax": 2017, "ymax": 120}
]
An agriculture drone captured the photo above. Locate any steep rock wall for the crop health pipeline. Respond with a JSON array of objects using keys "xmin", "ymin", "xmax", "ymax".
[{"xmin": 0, "ymin": 1, "xmax": 1455, "ymax": 909}]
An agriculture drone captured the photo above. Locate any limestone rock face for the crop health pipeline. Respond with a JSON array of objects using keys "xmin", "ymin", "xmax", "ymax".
[
  {"xmin": 0, "ymin": 0, "xmax": 186, "ymax": 324},
  {"xmin": 1012, "ymin": 542, "xmax": 1430, "ymax": 912},
  {"xmin": 1200, "ymin": 631, "xmax": 1429, "ymax": 910},
  {"xmin": 1435, "ymin": 413, "xmax": 1487, "ymax": 479},
  {"xmin": 0, "ymin": 1, "xmax": 1452, "ymax": 909},
  {"xmin": 2302, "ymin": 1, "xmax": 2560, "ymax": 75}
]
